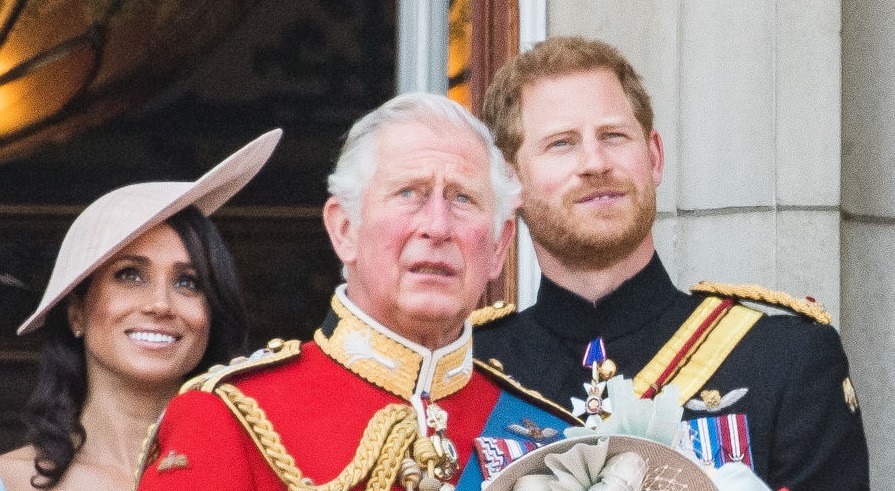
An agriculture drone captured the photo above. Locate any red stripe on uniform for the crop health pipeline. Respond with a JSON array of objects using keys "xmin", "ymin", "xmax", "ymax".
[{"xmin": 641, "ymin": 298, "xmax": 734, "ymax": 399}]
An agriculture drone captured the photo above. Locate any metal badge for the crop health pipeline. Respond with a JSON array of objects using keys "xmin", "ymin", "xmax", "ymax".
[
  {"xmin": 843, "ymin": 376, "xmax": 859, "ymax": 413},
  {"xmin": 506, "ymin": 418, "xmax": 559, "ymax": 444},
  {"xmin": 684, "ymin": 388, "xmax": 748, "ymax": 413},
  {"xmin": 157, "ymin": 450, "xmax": 189, "ymax": 472}
]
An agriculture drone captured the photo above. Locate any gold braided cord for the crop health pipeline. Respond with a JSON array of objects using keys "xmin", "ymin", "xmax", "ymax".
[
  {"xmin": 366, "ymin": 417, "xmax": 420, "ymax": 490},
  {"xmin": 215, "ymin": 384, "xmax": 306, "ymax": 489},
  {"xmin": 412, "ymin": 437, "xmax": 440, "ymax": 469},
  {"xmin": 690, "ymin": 281, "xmax": 833, "ymax": 325},
  {"xmin": 215, "ymin": 384, "xmax": 420, "ymax": 491}
]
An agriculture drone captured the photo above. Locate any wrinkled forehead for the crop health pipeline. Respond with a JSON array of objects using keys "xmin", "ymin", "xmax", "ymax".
[
  {"xmin": 374, "ymin": 120, "xmax": 491, "ymax": 176},
  {"xmin": 381, "ymin": 117, "xmax": 488, "ymax": 149}
]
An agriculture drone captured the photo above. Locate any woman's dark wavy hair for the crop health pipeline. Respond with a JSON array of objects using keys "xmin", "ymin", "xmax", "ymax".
[{"xmin": 22, "ymin": 205, "xmax": 249, "ymax": 488}]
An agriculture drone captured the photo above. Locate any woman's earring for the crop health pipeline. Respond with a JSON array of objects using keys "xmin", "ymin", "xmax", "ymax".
[{"xmin": 73, "ymin": 330, "xmax": 84, "ymax": 338}]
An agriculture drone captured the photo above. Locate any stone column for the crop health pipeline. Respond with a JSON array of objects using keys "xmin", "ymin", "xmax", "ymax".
[{"xmin": 842, "ymin": 1, "xmax": 895, "ymax": 487}]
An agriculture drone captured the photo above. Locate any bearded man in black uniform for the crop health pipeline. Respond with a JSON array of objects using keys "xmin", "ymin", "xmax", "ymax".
[{"xmin": 474, "ymin": 36, "xmax": 869, "ymax": 491}]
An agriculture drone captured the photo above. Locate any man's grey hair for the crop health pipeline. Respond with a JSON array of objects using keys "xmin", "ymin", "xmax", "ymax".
[{"xmin": 327, "ymin": 92, "xmax": 520, "ymax": 234}]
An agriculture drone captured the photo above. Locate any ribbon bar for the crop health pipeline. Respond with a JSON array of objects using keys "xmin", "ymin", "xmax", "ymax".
[{"xmin": 582, "ymin": 337, "xmax": 607, "ymax": 368}]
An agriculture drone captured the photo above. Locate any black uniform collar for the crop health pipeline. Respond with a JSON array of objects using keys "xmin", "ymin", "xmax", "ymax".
[{"xmin": 530, "ymin": 253, "xmax": 679, "ymax": 343}]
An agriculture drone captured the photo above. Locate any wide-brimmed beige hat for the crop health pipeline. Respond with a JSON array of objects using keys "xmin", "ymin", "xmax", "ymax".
[
  {"xmin": 16, "ymin": 129, "xmax": 283, "ymax": 335},
  {"xmin": 486, "ymin": 434, "xmax": 717, "ymax": 491}
]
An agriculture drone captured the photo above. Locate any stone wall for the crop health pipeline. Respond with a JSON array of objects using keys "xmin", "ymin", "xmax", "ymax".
[{"xmin": 539, "ymin": 0, "xmax": 888, "ymax": 487}]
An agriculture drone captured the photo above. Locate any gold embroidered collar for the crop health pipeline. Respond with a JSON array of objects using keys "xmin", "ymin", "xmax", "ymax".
[{"xmin": 314, "ymin": 286, "xmax": 474, "ymax": 401}]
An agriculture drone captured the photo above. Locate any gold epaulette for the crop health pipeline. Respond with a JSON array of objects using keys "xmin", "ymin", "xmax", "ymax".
[
  {"xmin": 473, "ymin": 358, "xmax": 582, "ymax": 426},
  {"xmin": 689, "ymin": 281, "xmax": 832, "ymax": 325},
  {"xmin": 179, "ymin": 338, "xmax": 303, "ymax": 394},
  {"xmin": 469, "ymin": 300, "xmax": 516, "ymax": 327}
]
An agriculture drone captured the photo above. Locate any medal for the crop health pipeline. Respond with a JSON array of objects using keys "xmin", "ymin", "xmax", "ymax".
[
  {"xmin": 685, "ymin": 413, "xmax": 754, "ymax": 470},
  {"xmin": 420, "ymin": 393, "xmax": 460, "ymax": 489},
  {"xmin": 576, "ymin": 338, "xmax": 617, "ymax": 423},
  {"xmin": 585, "ymin": 362, "xmax": 611, "ymax": 416}
]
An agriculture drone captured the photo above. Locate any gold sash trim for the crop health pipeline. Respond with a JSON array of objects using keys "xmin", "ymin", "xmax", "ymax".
[{"xmin": 633, "ymin": 297, "xmax": 763, "ymax": 405}]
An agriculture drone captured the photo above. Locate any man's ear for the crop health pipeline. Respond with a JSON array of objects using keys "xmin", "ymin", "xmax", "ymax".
[
  {"xmin": 648, "ymin": 129, "xmax": 665, "ymax": 187},
  {"xmin": 322, "ymin": 197, "xmax": 358, "ymax": 266},
  {"xmin": 489, "ymin": 217, "xmax": 517, "ymax": 280}
]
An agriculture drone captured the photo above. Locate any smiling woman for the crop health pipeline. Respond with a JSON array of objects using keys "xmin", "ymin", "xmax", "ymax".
[
  {"xmin": 0, "ymin": 130, "xmax": 281, "ymax": 491},
  {"xmin": 68, "ymin": 221, "xmax": 214, "ymax": 386}
]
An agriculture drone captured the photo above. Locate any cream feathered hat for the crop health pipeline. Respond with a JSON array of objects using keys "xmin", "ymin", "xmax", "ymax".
[{"xmin": 16, "ymin": 129, "xmax": 283, "ymax": 335}]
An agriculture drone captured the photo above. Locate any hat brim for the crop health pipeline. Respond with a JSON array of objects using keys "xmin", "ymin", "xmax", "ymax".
[
  {"xmin": 16, "ymin": 129, "xmax": 283, "ymax": 335},
  {"xmin": 485, "ymin": 435, "xmax": 717, "ymax": 491}
]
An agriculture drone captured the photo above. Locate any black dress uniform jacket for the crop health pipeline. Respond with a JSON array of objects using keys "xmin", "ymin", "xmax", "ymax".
[{"xmin": 474, "ymin": 254, "xmax": 869, "ymax": 491}]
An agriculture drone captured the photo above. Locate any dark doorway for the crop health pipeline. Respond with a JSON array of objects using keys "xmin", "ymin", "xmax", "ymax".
[{"xmin": 0, "ymin": 0, "xmax": 396, "ymax": 452}]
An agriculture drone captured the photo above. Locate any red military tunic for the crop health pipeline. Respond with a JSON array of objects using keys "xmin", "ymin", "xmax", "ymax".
[{"xmin": 136, "ymin": 287, "xmax": 575, "ymax": 490}]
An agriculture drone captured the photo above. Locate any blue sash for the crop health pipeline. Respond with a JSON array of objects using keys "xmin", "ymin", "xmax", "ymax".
[{"xmin": 456, "ymin": 390, "xmax": 575, "ymax": 490}]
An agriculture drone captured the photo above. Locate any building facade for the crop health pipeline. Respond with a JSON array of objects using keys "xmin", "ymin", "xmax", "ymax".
[{"xmin": 506, "ymin": 1, "xmax": 888, "ymax": 488}]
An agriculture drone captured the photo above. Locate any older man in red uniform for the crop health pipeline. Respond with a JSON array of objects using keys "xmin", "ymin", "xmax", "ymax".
[{"xmin": 135, "ymin": 93, "xmax": 578, "ymax": 491}]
